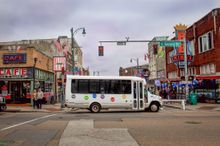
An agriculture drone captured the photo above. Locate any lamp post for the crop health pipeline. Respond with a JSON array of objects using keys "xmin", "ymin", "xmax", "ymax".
[
  {"xmin": 130, "ymin": 58, "xmax": 139, "ymax": 76},
  {"xmin": 71, "ymin": 27, "xmax": 86, "ymax": 75},
  {"xmin": 183, "ymin": 32, "xmax": 189, "ymax": 100},
  {"xmin": 32, "ymin": 57, "xmax": 37, "ymax": 106},
  {"xmin": 33, "ymin": 57, "xmax": 38, "ymax": 90}
]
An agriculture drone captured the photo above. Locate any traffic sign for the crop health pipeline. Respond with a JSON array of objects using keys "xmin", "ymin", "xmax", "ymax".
[
  {"xmin": 117, "ymin": 41, "xmax": 126, "ymax": 45},
  {"xmin": 160, "ymin": 41, "xmax": 182, "ymax": 47}
]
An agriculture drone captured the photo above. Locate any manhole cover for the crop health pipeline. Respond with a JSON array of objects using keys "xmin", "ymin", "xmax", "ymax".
[{"xmin": 198, "ymin": 106, "xmax": 217, "ymax": 110}]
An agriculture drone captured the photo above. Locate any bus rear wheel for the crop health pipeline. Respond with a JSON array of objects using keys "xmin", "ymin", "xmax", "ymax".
[
  {"xmin": 90, "ymin": 102, "xmax": 101, "ymax": 113},
  {"xmin": 149, "ymin": 102, "xmax": 159, "ymax": 112}
]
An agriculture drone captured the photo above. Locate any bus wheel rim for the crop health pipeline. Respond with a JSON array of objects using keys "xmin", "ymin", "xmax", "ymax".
[
  {"xmin": 151, "ymin": 104, "xmax": 158, "ymax": 111},
  {"xmin": 93, "ymin": 105, "xmax": 98, "ymax": 112}
]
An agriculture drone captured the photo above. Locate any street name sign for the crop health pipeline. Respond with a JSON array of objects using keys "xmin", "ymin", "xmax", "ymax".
[{"xmin": 160, "ymin": 41, "xmax": 182, "ymax": 47}]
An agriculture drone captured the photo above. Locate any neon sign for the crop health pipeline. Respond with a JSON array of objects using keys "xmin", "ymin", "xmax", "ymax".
[{"xmin": 3, "ymin": 53, "xmax": 26, "ymax": 64}]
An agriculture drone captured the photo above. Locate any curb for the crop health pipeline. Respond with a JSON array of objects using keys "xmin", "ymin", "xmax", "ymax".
[{"xmin": 5, "ymin": 108, "xmax": 64, "ymax": 113}]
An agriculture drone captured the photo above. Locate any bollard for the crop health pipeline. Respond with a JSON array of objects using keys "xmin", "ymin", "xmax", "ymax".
[{"xmin": 181, "ymin": 100, "xmax": 185, "ymax": 110}]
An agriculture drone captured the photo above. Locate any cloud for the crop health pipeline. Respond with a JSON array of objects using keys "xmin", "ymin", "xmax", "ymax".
[{"xmin": 0, "ymin": 0, "xmax": 219, "ymax": 75}]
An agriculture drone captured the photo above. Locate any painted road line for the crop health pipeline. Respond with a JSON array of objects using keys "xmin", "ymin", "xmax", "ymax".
[{"xmin": 0, "ymin": 114, "xmax": 56, "ymax": 132}]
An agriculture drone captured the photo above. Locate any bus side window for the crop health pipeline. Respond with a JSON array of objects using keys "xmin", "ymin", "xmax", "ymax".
[
  {"xmin": 71, "ymin": 79, "xmax": 78, "ymax": 93},
  {"xmin": 78, "ymin": 79, "xmax": 89, "ymax": 93},
  {"xmin": 100, "ymin": 80, "xmax": 105, "ymax": 94},
  {"xmin": 121, "ymin": 80, "xmax": 131, "ymax": 94},
  {"xmin": 89, "ymin": 80, "xmax": 100, "ymax": 93}
]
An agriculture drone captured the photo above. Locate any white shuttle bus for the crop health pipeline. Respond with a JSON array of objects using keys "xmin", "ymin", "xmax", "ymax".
[{"xmin": 65, "ymin": 75, "xmax": 162, "ymax": 113}]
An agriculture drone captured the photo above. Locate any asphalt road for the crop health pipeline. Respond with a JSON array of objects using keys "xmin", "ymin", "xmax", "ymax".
[{"xmin": 0, "ymin": 109, "xmax": 220, "ymax": 146}]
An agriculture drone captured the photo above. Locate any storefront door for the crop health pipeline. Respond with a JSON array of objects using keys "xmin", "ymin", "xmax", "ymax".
[{"xmin": 10, "ymin": 82, "xmax": 22, "ymax": 103}]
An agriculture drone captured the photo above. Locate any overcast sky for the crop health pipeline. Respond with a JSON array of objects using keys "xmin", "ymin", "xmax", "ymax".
[{"xmin": 0, "ymin": 0, "xmax": 219, "ymax": 75}]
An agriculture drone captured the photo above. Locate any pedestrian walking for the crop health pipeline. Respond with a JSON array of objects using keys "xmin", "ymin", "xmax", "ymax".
[
  {"xmin": 37, "ymin": 88, "xmax": 44, "ymax": 109},
  {"xmin": 32, "ymin": 89, "xmax": 37, "ymax": 109},
  {"xmin": 162, "ymin": 89, "xmax": 168, "ymax": 99}
]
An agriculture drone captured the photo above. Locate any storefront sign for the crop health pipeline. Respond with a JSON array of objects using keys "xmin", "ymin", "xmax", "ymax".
[
  {"xmin": 170, "ymin": 29, "xmax": 193, "ymax": 68},
  {"xmin": 3, "ymin": 53, "xmax": 27, "ymax": 64},
  {"xmin": 172, "ymin": 54, "xmax": 193, "ymax": 62},
  {"xmin": 53, "ymin": 56, "xmax": 66, "ymax": 72},
  {"xmin": 0, "ymin": 68, "xmax": 31, "ymax": 77}
]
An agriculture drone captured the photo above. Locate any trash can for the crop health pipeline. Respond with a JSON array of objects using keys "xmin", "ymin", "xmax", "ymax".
[{"xmin": 189, "ymin": 92, "xmax": 198, "ymax": 105}]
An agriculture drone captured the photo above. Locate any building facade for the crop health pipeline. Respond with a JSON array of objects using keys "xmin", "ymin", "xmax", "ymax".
[
  {"xmin": 148, "ymin": 36, "xmax": 168, "ymax": 88},
  {"xmin": 0, "ymin": 46, "xmax": 54, "ymax": 103},
  {"xmin": 165, "ymin": 8, "xmax": 220, "ymax": 102},
  {"xmin": 186, "ymin": 8, "xmax": 220, "ymax": 102},
  {"xmin": 0, "ymin": 36, "xmax": 88, "ymax": 103}
]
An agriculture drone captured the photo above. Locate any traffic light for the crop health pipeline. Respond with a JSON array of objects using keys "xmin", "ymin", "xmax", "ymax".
[
  {"xmin": 62, "ymin": 66, "xmax": 65, "ymax": 74},
  {"xmin": 153, "ymin": 44, "xmax": 158, "ymax": 55},
  {"xmin": 98, "ymin": 46, "xmax": 104, "ymax": 56}
]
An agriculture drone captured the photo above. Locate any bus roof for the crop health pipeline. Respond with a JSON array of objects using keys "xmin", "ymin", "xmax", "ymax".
[{"xmin": 66, "ymin": 75, "xmax": 145, "ymax": 81}]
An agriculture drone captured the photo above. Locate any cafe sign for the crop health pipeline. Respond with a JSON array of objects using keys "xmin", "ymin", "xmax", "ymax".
[
  {"xmin": 3, "ymin": 53, "xmax": 27, "ymax": 64},
  {"xmin": 0, "ymin": 68, "xmax": 32, "ymax": 78}
]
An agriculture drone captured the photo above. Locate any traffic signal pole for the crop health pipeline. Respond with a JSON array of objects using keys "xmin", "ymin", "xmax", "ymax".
[{"xmin": 99, "ymin": 38, "xmax": 189, "ymax": 100}]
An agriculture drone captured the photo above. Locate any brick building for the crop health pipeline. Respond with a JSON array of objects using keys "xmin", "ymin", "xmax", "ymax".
[
  {"xmin": 0, "ymin": 46, "xmax": 54, "ymax": 103},
  {"xmin": 165, "ymin": 8, "xmax": 220, "ymax": 102},
  {"xmin": 186, "ymin": 8, "xmax": 220, "ymax": 102}
]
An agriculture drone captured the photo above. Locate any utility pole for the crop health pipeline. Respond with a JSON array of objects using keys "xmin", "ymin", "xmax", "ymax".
[
  {"xmin": 183, "ymin": 34, "xmax": 189, "ymax": 100},
  {"xmin": 70, "ymin": 27, "xmax": 86, "ymax": 75},
  {"xmin": 71, "ymin": 28, "xmax": 74, "ymax": 75}
]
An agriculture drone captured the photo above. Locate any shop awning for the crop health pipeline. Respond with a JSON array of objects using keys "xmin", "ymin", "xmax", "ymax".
[{"xmin": 195, "ymin": 75, "xmax": 220, "ymax": 80}]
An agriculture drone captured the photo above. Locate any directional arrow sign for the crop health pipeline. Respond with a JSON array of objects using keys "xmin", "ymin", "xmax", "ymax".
[{"xmin": 160, "ymin": 41, "xmax": 182, "ymax": 47}]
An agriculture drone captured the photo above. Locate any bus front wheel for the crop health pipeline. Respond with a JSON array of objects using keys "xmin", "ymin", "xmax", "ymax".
[
  {"xmin": 149, "ymin": 102, "xmax": 159, "ymax": 112},
  {"xmin": 90, "ymin": 102, "xmax": 101, "ymax": 113}
]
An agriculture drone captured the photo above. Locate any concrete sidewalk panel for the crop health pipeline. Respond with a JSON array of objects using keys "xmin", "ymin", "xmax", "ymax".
[
  {"xmin": 67, "ymin": 119, "xmax": 94, "ymax": 129},
  {"xmin": 59, "ymin": 120, "xmax": 139, "ymax": 146}
]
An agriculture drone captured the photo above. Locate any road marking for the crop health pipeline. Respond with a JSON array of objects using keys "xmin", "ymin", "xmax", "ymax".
[
  {"xmin": 59, "ymin": 119, "xmax": 139, "ymax": 146},
  {"xmin": 0, "ymin": 114, "xmax": 56, "ymax": 132}
]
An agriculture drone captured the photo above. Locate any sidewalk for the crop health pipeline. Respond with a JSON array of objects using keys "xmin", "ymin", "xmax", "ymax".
[
  {"xmin": 164, "ymin": 102, "xmax": 220, "ymax": 111},
  {"xmin": 5, "ymin": 103, "xmax": 63, "ymax": 112},
  {"xmin": 4, "ymin": 102, "xmax": 220, "ymax": 113}
]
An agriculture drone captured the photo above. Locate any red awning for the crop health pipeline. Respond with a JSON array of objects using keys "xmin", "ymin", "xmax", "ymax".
[{"xmin": 195, "ymin": 75, "xmax": 220, "ymax": 80}]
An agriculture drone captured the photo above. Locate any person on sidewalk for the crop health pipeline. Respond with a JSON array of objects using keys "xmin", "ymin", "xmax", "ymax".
[
  {"xmin": 32, "ymin": 89, "xmax": 37, "ymax": 109},
  {"xmin": 37, "ymin": 88, "xmax": 44, "ymax": 109}
]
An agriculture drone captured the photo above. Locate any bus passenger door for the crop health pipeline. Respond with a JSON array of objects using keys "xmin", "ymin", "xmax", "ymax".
[
  {"xmin": 133, "ymin": 81, "xmax": 144, "ymax": 110},
  {"xmin": 132, "ymin": 81, "xmax": 138, "ymax": 110},
  {"xmin": 138, "ymin": 82, "xmax": 144, "ymax": 110}
]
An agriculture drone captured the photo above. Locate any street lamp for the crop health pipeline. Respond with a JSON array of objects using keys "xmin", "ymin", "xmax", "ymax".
[
  {"xmin": 71, "ymin": 27, "xmax": 86, "ymax": 75},
  {"xmin": 31, "ymin": 57, "xmax": 38, "ymax": 106},
  {"xmin": 130, "ymin": 58, "xmax": 139, "ymax": 76},
  {"xmin": 183, "ymin": 31, "xmax": 189, "ymax": 100},
  {"xmin": 33, "ymin": 57, "xmax": 38, "ymax": 90}
]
